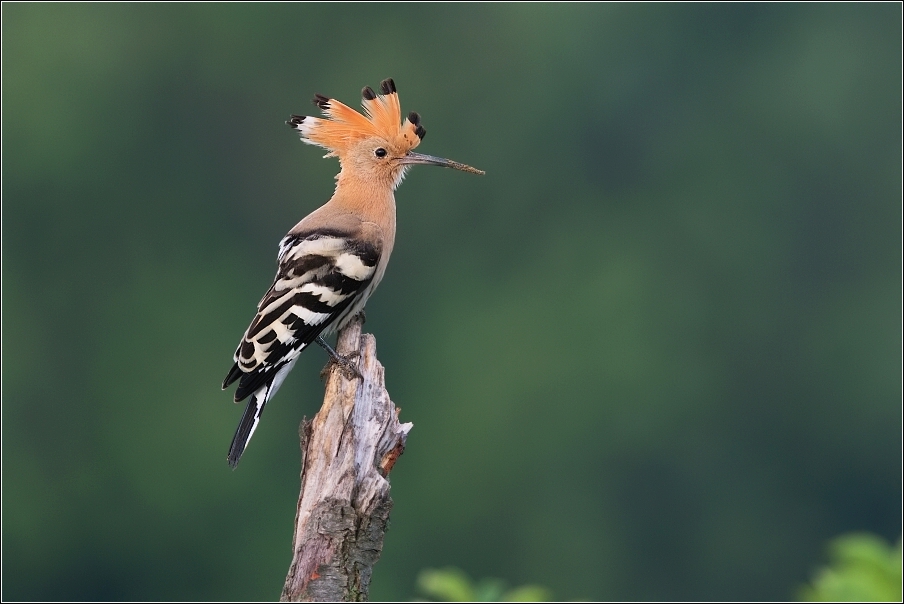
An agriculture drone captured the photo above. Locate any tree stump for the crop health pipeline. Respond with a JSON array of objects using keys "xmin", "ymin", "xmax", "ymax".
[{"xmin": 280, "ymin": 315, "xmax": 412, "ymax": 602}]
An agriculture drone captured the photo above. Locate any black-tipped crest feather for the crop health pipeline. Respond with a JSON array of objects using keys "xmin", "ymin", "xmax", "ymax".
[{"xmin": 312, "ymin": 93, "xmax": 330, "ymax": 110}]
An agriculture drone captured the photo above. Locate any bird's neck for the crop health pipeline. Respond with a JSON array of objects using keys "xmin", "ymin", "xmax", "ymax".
[{"xmin": 328, "ymin": 171, "xmax": 397, "ymax": 233}]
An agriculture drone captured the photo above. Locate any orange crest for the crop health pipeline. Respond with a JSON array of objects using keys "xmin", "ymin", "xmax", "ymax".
[{"xmin": 287, "ymin": 78, "xmax": 426, "ymax": 157}]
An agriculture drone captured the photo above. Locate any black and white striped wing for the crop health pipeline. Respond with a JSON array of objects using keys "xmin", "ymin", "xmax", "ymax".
[
  {"xmin": 222, "ymin": 230, "xmax": 380, "ymax": 467},
  {"xmin": 223, "ymin": 231, "xmax": 380, "ymax": 402}
]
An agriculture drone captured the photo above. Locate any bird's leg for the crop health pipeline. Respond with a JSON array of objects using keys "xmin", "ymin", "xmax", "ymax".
[{"xmin": 316, "ymin": 336, "xmax": 362, "ymax": 380}]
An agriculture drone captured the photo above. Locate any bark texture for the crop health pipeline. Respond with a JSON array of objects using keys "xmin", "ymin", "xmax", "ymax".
[{"xmin": 281, "ymin": 315, "xmax": 412, "ymax": 602}]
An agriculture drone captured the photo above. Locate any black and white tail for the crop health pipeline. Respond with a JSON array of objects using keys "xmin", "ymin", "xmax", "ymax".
[
  {"xmin": 227, "ymin": 387, "xmax": 269, "ymax": 469},
  {"xmin": 225, "ymin": 358, "xmax": 297, "ymax": 468}
]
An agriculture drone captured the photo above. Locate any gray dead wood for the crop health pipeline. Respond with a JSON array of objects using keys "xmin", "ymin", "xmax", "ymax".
[{"xmin": 280, "ymin": 314, "xmax": 412, "ymax": 602}]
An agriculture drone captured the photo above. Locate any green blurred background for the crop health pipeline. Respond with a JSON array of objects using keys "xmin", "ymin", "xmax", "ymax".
[{"xmin": 2, "ymin": 3, "xmax": 900, "ymax": 601}]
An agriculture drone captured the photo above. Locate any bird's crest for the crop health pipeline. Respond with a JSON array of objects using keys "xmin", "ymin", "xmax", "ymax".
[{"xmin": 288, "ymin": 78, "xmax": 426, "ymax": 157}]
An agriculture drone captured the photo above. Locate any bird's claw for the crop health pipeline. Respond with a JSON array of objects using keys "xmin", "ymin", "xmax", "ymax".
[{"xmin": 321, "ymin": 351, "xmax": 362, "ymax": 381}]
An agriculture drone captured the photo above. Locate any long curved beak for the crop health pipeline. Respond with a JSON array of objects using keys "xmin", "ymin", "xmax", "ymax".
[{"xmin": 398, "ymin": 152, "xmax": 485, "ymax": 175}]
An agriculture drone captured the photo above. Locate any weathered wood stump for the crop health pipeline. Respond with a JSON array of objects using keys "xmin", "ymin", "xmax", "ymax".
[{"xmin": 280, "ymin": 315, "xmax": 412, "ymax": 602}]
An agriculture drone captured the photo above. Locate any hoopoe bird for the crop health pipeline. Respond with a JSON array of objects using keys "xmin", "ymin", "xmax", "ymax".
[{"xmin": 223, "ymin": 78, "xmax": 483, "ymax": 468}]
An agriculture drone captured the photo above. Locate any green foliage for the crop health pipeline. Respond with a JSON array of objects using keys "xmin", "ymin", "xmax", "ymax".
[
  {"xmin": 799, "ymin": 533, "xmax": 903, "ymax": 602},
  {"xmin": 417, "ymin": 567, "xmax": 552, "ymax": 602}
]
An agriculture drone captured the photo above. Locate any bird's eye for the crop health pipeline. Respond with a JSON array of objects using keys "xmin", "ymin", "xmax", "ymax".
[{"xmin": 374, "ymin": 148, "xmax": 387, "ymax": 158}]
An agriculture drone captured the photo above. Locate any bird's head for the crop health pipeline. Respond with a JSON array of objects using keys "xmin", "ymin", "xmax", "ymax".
[{"xmin": 287, "ymin": 78, "xmax": 483, "ymax": 189}]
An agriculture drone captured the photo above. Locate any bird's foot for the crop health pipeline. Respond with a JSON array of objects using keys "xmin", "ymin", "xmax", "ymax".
[
  {"xmin": 316, "ymin": 336, "xmax": 363, "ymax": 380},
  {"xmin": 320, "ymin": 351, "xmax": 362, "ymax": 381}
]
